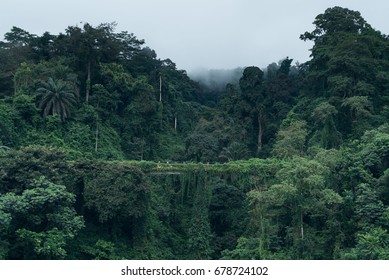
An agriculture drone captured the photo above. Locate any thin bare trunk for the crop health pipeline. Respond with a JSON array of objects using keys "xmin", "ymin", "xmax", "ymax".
[
  {"xmin": 257, "ymin": 112, "xmax": 263, "ymax": 153},
  {"xmin": 86, "ymin": 60, "xmax": 91, "ymax": 104},
  {"xmin": 300, "ymin": 208, "xmax": 304, "ymax": 240},
  {"xmin": 95, "ymin": 112, "xmax": 99, "ymax": 152},
  {"xmin": 159, "ymin": 76, "xmax": 163, "ymax": 129},
  {"xmin": 174, "ymin": 116, "xmax": 177, "ymax": 131},
  {"xmin": 159, "ymin": 75, "xmax": 162, "ymax": 102}
]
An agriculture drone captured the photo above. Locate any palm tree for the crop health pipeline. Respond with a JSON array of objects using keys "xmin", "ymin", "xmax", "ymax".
[
  {"xmin": 36, "ymin": 78, "xmax": 77, "ymax": 122},
  {"xmin": 219, "ymin": 142, "xmax": 250, "ymax": 162}
]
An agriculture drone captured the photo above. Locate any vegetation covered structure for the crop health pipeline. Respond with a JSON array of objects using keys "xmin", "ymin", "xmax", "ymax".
[{"xmin": 1, "ymin": 7, "xmax": 389, "ymax": 259}]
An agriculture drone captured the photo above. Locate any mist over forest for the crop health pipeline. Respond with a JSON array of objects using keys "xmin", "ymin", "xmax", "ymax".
[
  {"xmin": 189, "ymin": 67, "xmax": 244, "ymax": 90},
  {"xmin": 189, "ymin": 60, "xmax": 301, "ymax": 92},
  {"xmin": 1, "ymin": 6, "xmax": 389, "ymax": 260}
]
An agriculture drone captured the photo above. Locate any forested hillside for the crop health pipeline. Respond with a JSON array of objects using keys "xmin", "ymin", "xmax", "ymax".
[{"xmin": 1, "ymin": 6, "xmax": 389, "ymax": 259}]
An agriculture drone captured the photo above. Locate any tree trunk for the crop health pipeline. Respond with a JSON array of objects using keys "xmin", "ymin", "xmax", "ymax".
[
  {"xmin": 86, "ymin": 60, "xmax": 91, "ymax": 104},
  {"xmin": 95, "ymin": 112, "xmax": 99, "ymax": 152},
  {"xmin": 257, "ymin": 111, "xmax": 263, "ymax": 153},
  {"xmin": 174, "ymin": 115, "xmax": 177, "ymax": 131},
  {"xmin": 300, "ymin": 208, "xmax": 304, "ymax": 240},
  {"xmin": 159, "ymin": 75, "xmax": 162, "ymax": 102}
]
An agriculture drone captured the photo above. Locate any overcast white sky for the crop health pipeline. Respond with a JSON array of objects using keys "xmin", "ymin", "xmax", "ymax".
[{"xmin": 1, "ymin": 0, "xmax": 388, "ymax": 71}]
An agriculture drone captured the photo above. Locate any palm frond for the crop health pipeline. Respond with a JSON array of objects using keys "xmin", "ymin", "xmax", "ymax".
[{"xmin": 36, "ymin": 77, "xmax": 78, "ymax": 121}]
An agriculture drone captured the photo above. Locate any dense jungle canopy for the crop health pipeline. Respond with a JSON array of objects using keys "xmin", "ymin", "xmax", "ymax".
[{"xmin": 1, "ymin": 6, "xmax": 389, "ymax": 259}]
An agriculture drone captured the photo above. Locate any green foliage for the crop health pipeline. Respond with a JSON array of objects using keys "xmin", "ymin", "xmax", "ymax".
[
  {"xmin": 185, "ymin": 118, "xmax": 220, "ymax": 162},
  {"xmin": 355, "ymin": 183, "xmax": 385, "ymax": 228},
  {"xmin": 187, "ymin": 181, "xmax": 213, "ymax": 259},
  {"xmin": 13, "ymin": 94, "xmax": 39, "ymax": 121},
  {"xmin": 219, "ymin": 142, "xmax": 250, "ymax": 162},
  {"xmin": 209, "ymin": 179, "xmax": 246, "ymax": 258},
  {"xmin": 0, "ymin": 177, "xmax": 84, "ymax": 259},
  {"xmin": 36, "ymin": 77, "xmax": 78, "ymax": 122},
  {"xmin": 0, "ymin": 103, "xmax": 19, "ymax": 146},
  {"xmin": 272, "ymin": 118, "xmax": 307, "ymax": 158},
  {"xmin": 1, "ymin": 6, "xmax": 389, "ymax": 260},
  {"xmin": 80, "ymin": 162, "xmax": 148, "ymax": 222},
  {"xmin": 221, "ymin": 237, "xmax": 261, "ymax": 260},
  {"xmin": 300, "ymin": 7, "xmax": 371, "ymax": 41},
  {"xmin": 0, "ymin": 145, "xmax": 71, "ymax": 194},
  {"xmin": 310, "ymin": 102, "xmax": 342, "ymax": 148},
  {"xmin": 224, "ymin": 156, "xmax": 344, "ymax": 259},
  {"xmin": 344, "ymin": 227, "xmax": 389, "ymax": 259}
]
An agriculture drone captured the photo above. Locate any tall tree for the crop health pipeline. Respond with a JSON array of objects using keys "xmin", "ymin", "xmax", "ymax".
[
  {"xmin": 300, "ymin": 6, "xmax": 389, "ymax": 139},
  {"xmin": 56, "ymin": 23, "xmax": 144, "ymax": 103},
  {"xmin": 0, "ymin": 27, "xmax": 36, "ymax": 96},
  {"xmin": 300, "ymin": 6, "xmax": 371, "ymax": 42},
  {"xmin": 239, "ymin": 66, "xmax": 265, "ymax": 153}
]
